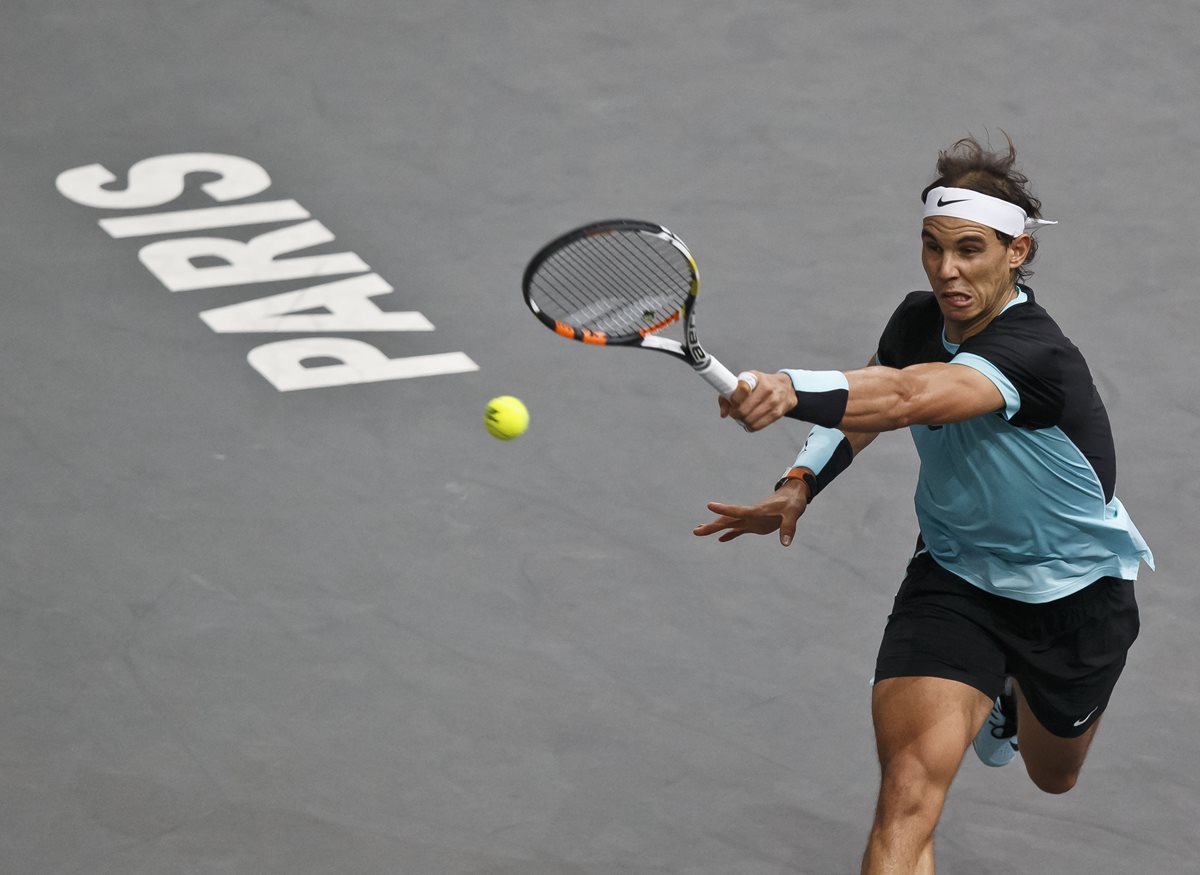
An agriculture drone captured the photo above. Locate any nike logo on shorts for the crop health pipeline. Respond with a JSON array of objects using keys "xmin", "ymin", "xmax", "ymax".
[{"xmin": 1074, "ymin": 706, "xmax": 1099, "ymax": 727}]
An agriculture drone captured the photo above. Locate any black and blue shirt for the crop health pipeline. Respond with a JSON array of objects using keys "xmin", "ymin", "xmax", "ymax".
[{"xmin": 876, "ymin": 287, "xmax": 1154, "ymax": 603}]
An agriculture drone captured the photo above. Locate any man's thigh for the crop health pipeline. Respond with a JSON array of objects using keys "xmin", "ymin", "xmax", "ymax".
[
  {"xmin": 873, "ymin": 553, "xmax": 1009, "ymax": 702},
  {"xmin": 1007, "ymin": 579, "xmax": 1140, "ymax": 739},
  {"xmin": 872, "ymin": 676, "xmax": 994, "ymax": 771}
]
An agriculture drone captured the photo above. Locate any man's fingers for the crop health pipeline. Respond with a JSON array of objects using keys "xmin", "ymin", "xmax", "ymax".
[
  {"xmin": 705, "ymin": 501, "xmax": 756, "ymax": 517},
  {"xmin": 779, "ymin": 516, "xmax": 797, "ymax": 547},
  {"xmin": 697, "ymin": 498, "xmax": 790, "ymax": 542},
  {"xmin": 721, "ymin": 371, "xmax": 762, "ymax": 424},
  {"xmin": 694, "ymin": 509, "xmax": 744, "ymax": 536},
  {"xmin": 692, "ymin": 519, "xmax": 728, "ymax": 536},
  {"xmin": 741, "ymin": 395, "xmax": 779, "ymax": 432},
  {"xmin": 735, "ymin": 371, "xmax": 759, "ymax": 403},
  {"xmin": 737, "ymin": 370, "xmax": 759, "ymax": 391},
  {"xmin": 741, "ymin": 405, "xmax": 770, "ymax": 432}
]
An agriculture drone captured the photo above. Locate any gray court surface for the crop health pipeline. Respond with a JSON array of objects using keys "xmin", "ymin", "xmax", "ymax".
[{"xmin": 3, "ymin": 2, "xmax": 1197, "ymax": 873}]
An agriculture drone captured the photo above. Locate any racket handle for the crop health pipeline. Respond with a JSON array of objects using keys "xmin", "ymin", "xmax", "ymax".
[
  {"xmin": 695, "ymin": 358, "xmax": 752, "ymax": 431},
  {"xmin": 695, "ymin": 356, "xmax": 739, "ymax": 397}
]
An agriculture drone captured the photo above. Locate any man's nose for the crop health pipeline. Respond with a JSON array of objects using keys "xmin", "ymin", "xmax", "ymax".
[{"xmin": 937, "ymin": 255, "xmax": 960, "ymax": 279}]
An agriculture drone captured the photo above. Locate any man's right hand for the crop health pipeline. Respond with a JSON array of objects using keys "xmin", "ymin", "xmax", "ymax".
[{"xmin": 718, "ymin": 370, "xmax": 799, "ymax": 432}]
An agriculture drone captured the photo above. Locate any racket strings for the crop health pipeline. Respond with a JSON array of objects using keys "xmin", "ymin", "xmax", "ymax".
[
  {"xmin": 539, "ymin": 237, "xmax": 666, "ymax": 328},
  {"xmin": 562, "ymin": 237, "xmax": 671, "ymax": 326},
  {"xmin": 593, "ymin": 232, "xmax": 687, "ymax": 300},
  {"xmin": 529, "ymin": 230, "xmax": 694, "ymax": 337}
]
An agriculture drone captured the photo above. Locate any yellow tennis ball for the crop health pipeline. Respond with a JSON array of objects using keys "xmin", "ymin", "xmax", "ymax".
[{"xmin": 484, "ymin": 395, "xmax": 529, "ymax": 440}]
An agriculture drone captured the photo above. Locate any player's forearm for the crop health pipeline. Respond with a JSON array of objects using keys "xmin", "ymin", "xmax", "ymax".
[
  {"xmin": 839, "ymin": 366, "xmax": 925, "ymax": 431},
  {"xmin": 782, "ymin": 365, "xmax": 935, "ymax": 432},
  {"xmin": 844, "ymin": 429, "xmax": 880, "ymax": 456}
]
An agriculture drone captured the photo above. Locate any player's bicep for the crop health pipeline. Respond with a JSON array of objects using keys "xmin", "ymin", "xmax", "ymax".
[{"xmin": 906, "ymin": 361, "xmax": 1006, "ymax": 424}]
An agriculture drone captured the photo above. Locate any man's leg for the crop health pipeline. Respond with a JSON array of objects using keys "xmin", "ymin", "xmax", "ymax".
[
  {"xmin": 1012, "ymin": 682, "xmax": 1101, "ymax": 794},
  {"xmin": 1004, "ymin": 579, "xmax": 1138, "ymax": 794},
  {"xmin": 862, "ymin": 676, "xmax": 994, "ymax": 875}
]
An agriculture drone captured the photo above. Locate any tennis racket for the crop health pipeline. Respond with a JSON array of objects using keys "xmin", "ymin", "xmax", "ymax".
[{"xmin": 522, "ymin": 219, "xmax": 745, "ymax": 398}]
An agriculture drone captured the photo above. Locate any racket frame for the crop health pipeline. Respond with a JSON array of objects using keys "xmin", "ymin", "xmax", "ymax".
[{"xmin": 522, "ymin": 219, "xmax": 739, "ymax": 396}]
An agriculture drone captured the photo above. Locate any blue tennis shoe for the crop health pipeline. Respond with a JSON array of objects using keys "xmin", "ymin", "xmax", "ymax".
[{"xmin": 974, "ymin": 679, "xmax": 1019, "ymax": 767}]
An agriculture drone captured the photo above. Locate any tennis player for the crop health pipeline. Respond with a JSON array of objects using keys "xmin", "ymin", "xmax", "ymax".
[{"xmin": 694, "ymin": 135, "xmax": 1154, "ymax": 874}]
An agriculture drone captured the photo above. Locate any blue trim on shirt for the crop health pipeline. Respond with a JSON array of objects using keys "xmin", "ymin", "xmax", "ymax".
[{"xmin": 951, "ymin": 352, "xmax": 1021, "ymax": 420}]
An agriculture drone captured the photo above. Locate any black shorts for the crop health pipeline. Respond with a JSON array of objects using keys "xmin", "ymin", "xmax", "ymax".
[{"xmin": 874, "ymin": 551, "xmax": 1140, "ymax": 738}]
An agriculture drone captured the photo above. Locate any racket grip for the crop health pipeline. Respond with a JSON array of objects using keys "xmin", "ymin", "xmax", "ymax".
[
  {"xmin": 695, "ymin": 356, "xmax": 739, "ymax": 397},
  {"xmin": 695, "ymin": 358, "xmax": 751, "ymax": 431},
  {"xmin": 691, "ymin": 357, "xmax": 744, "ymax": 429}
]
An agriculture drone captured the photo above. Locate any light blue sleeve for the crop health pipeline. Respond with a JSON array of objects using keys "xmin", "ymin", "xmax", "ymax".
[{"xmin": 950, "ymin": 352, "xmax": 1021, "ymax": 420}]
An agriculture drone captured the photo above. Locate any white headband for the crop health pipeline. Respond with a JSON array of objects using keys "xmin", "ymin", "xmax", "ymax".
[{"xmin": 923, "ymin": 186, "xmax": 1057, "ymax": 237}]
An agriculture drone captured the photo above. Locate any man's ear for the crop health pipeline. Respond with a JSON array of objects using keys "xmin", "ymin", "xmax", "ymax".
[{"xmin": 1010, "ymin": 234, "xmax": 1032, "ymax": 268}]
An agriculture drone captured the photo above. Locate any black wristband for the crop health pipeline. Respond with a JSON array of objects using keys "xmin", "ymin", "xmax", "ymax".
[
  {"xmin": 774, "ymin": 430, "xmax": 854, "ymax": 500},
  {"xmin": 778, "ymin": 369, "xmax": 850, "ymax": 428},
  {"xmin": 807, "ymin": 436, "xmax": 853, "ymax": 498}
]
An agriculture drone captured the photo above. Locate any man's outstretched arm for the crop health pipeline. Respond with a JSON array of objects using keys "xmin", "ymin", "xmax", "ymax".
[{"xmin": 723, "ymin": 360, "xmax": 1004, "ymax": 432}]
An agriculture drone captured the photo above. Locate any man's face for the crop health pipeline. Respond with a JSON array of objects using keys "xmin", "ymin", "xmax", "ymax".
[{"xmin": 920, "ymin": 216, "xmax": 1029, "ymax": 342}]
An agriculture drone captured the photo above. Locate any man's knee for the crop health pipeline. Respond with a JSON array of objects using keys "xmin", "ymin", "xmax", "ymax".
[
  {"xmin": 1016, "ymin": 716, "xmax": 1095, "ymax": 795},
  {"xmin": 1026, "ymin": 763, "xmax": 1080, "ymax": 795},
  {"xmin": 877, "ymin": 756, "xmax": 950, "ymax": 824}
]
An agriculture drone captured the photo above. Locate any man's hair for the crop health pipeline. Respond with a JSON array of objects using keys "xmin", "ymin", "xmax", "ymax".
[{"xmin": 921, "ymin": 133, "xmax": 1042, "ymax": 280}]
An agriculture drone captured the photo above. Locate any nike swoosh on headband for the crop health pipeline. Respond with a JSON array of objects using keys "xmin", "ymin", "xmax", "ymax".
[{"xmin": 924, "ymin": 186, "xmax": 1058, "ymax": 237}]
